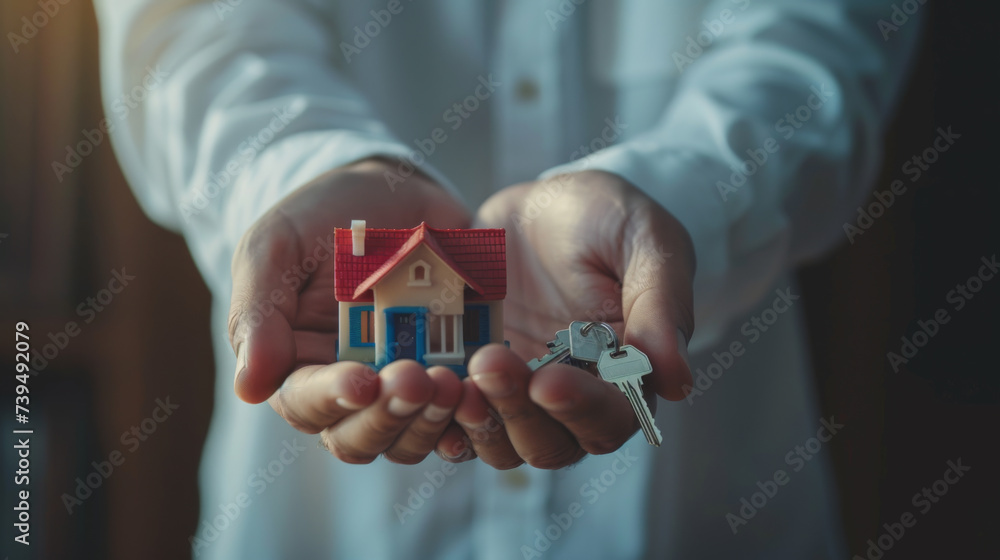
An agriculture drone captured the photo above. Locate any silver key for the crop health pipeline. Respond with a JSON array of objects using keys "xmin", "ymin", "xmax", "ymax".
[
  {"xmin": 527, "ymin": 330, "xmax": 573, "ymax": 371},
  {"xmin": 568, "ymin": 321, "xmax": 612, "ymax": 363},
  {"xmin": 597, "ymin": 345, "xmax": 663, "ymax": 447}
]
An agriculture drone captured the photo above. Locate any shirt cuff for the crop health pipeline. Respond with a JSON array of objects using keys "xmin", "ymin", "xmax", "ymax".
[{"xmin": 219, "ymin": 129, "xmax": 466, "ymax": 252}]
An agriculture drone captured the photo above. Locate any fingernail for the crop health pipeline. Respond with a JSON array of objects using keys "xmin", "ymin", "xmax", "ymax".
[
  {"xmin": 234, "ymin": 341, "xmax": 248, "ymax": 385},
  {"xmin": 336, "ymin": 397, "xmax": 365, "ymax": 411},
  {"xmin": 676, "ymin": 328, "xmax": 691, "ymax": 369},
  {"xmin": 471, "ymin": 371, "xmax": 515, "ymax": 398},
  {"xmin": 422, "ymin": 404, "xmax": 453, "ymax": 423},
  {"xmin": 459, "ymin": 420, "xmax": 486, "ymax": 432},
  {"xmin": 440, "ymin": 446, "xmax": 473, "ymax": 462},
  {"xmin": 388, "ymin": 397, "xmax": 424, "ymax": 417},
  {"xmin": 535, "ymin": 395, "xmax": 576, "ymax": 412}
]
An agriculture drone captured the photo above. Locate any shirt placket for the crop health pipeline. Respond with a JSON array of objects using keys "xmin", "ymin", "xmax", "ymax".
[
  {"xmin": 472, "ymin": 463, "xmax": 554, "ymax": 560},
  {"xmin": 490, "ymin": 0, "xmax": 563, "ymax": 189}
]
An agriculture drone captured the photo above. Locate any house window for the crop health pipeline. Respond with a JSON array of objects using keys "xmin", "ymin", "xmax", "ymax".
[
  {"xmin": 425, "ymin": 314, "xmax": 463, "ymax": 357},
  {"xmin": 408, "ymin": 260, "xmax": 431, "ymax": 287},
  {"xmin": 463, "ymin": 305, "xmax": 490, "ymax": 345},
  {"xmin": 349, "ymin": 306, "xmax": 376, "ymax": 347}
]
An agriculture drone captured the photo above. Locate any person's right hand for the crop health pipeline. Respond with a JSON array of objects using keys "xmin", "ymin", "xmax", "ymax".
[{"xmin": 228, "ymin": 158, "xmax": 471, "ymax": 464}]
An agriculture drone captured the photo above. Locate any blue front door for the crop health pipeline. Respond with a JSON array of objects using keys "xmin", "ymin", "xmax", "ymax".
[
  {"xmin": 391, "ymin": 312, "xmax": 417, "ymax": 360},
  {"xmin": 384, "ymin": 306, "xmax": 427, "ymax": 365}
]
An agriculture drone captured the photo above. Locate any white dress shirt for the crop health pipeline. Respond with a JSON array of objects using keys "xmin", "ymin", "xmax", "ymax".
[{"xmin": 94, "ymin": 0, "xmax": 919, "ymax": 558}]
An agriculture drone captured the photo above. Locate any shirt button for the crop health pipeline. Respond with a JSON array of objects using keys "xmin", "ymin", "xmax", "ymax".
[
  {"xmin": 501, "ymin": 469, "xmax": 530, "ymax": 489},
  {"xmin": 514, "ymin": 78, "xmax": 539, "ymax": 102}
]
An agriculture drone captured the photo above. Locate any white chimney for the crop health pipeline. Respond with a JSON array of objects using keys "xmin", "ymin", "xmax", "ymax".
[{"xmin": 351, "ymin": 220, "xmax": 366, "ymax": 256}]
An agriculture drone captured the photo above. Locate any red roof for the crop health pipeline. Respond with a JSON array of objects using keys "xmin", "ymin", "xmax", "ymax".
[{"xmin": 335, "ymin": 223, "xmax": 506, "ymax": 303}]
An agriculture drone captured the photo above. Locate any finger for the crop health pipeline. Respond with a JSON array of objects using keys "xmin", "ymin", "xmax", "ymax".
[
  {"xmin": 435, "ymin": 423, "xmax": 478, "ymax": 463},
  {"xmin": 622, "ymin": 284, "xmax": 693, "ymax": 401},
  {"xmin": 529, "ymin": 363, "xmax": 640, "ymax": 455},
  {"xmin": 229, "ymin": 212, "xmax": 303, "ymax": 404},
  {"xmin": 291, "ymin": 330, "xmax": 338, "ymax": 366},
  {"xmin": 453, "ymin": 377, "xmax": 523, "ymax": 470},
  {"xmin": 268, "ymin": 361, "xmax": 380, "ymax": 433},
  {"xmin": 383, "ymin": 367, "xmax": 463, "ymax": 464},
  {"xmin": 469, "ymin": 345, "xmax": 584, "ymax": 469},
  {"xmin": 320, "ymin": 360, "xmax": 434, "ymax": 464},
  {"xmin": 620, "ymin": 213, "xmax": 695, "ymax": 401}
]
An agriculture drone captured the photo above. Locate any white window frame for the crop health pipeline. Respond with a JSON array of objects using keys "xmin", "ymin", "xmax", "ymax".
[
  {"xmin": 424, "ymin": 314, "xmax": 464, "ymax": 361},
  {"xmin": 408, "ymin": 259, "xmax": 431, "ymax": 287}
]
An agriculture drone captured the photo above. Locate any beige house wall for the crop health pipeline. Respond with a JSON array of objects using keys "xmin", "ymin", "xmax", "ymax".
[
  {"xmin": 338, "ymin": 244, "xmax": 506, "ymax": 367},
  {"xmin": 373, "ymin": 245, "xmax": 466, "ymax": 364}
]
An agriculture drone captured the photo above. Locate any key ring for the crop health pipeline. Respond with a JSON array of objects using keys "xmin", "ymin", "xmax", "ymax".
[{"xmin": 580, "ymin": 321, "xmax": 621, "ymax": 356}]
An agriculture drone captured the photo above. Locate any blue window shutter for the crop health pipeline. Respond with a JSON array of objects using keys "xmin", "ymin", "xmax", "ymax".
[
  {"xmin": 349, "ymin": 307, "xmax": 362, "ymax": 346},
  {"xmin": 478, "ymin": 306, "xmax": 490, "ymax": 343},
  {"xmin": 416, "ymin": 311, "xmax": 426, "ymax": 361},
  {"xmin": 463, "ymin": 305, "xmax": 490, "ymax": 344},
  {"xmin": 349, "ymin": 306, "xmax": 375, "ymax": 347}
]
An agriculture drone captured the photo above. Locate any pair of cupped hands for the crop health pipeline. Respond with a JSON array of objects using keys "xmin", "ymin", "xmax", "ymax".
[{"xmin": 228, "ymin": 158, "xmax": 694, "ymax": 470}]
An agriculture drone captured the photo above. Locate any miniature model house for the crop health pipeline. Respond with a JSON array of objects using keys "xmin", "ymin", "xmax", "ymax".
[{"xmin": 335, "ymin": 220, "xmax": 506, "ymax": 374}]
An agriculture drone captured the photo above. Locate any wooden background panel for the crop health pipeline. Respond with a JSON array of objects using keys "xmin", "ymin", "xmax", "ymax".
[
  {"xmin": 1, "ymin": 0, "xmax": 996, "ymax": 559},
  {"xmin": 1, "ymin": 1, "xmax": 215, "ymax": 559}
]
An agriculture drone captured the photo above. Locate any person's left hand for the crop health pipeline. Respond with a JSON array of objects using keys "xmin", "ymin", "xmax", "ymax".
[{"xmin": 433, "ymin": 171, "xmax": 696, "ymax": 469}]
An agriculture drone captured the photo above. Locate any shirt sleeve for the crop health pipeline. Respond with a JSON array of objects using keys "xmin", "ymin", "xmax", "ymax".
[
  {"xmin": 93, "ymin": 0, "xmax": 459, "ymax": 283},
  {"xmin": 541, "ymin": 0, "xmax": 922, "ymax": 350}
]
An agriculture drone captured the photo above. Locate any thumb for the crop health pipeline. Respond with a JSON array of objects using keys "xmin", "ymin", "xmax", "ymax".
[
  {"xmin": 623, "ymin": 289, "xmax": 693, "ymax": 401},
  {"xmin": 229, "ymin": 215, "xmax": 300, "ymax": 404},
  {"xmin": 620, "ymin": 235, "xmax": 695, "ymax": 402}
]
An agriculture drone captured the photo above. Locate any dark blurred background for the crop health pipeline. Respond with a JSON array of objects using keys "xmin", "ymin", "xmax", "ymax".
[{"xmin": 1, "ymin": 1, "xmax": 996, "ymax": 559}]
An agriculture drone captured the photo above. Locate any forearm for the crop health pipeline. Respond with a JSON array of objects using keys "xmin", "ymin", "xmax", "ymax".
[
  {"xmin": 541, "ymin": 0, "xmax": 922, "ymax": 349},
  {"xmin": 94, "ymin": 0, "xmax": 457, "ymax": 283}
]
